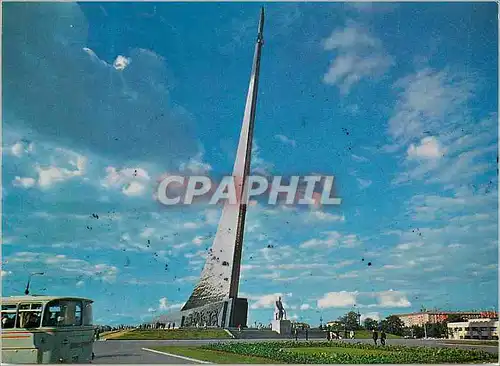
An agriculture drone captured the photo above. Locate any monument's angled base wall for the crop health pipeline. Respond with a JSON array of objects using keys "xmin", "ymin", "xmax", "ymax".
[{"xmin": 179, "ymin": 297, "xmax": 248, "ymax": 328}]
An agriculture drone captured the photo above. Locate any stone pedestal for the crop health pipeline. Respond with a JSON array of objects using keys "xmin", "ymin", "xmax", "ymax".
[{"xmin": 272, "ymin": 319, "xmax": 292, "ymax": 335}]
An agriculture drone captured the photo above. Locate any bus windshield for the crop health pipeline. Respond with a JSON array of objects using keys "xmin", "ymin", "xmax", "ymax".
[{"xmin": 43, "ymin": 300, "xmax": 84, "ymax": 327}]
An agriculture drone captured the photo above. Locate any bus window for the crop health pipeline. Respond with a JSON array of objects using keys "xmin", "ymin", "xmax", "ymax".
[
  {"xmin": 43, "ymin": 300, "xmax": 83, "ymax": 327},
  {"xmin": 17, "ymin": 303, "xmax": 42, "ymax": 328},
  {"xmin": 1, "ymin": 304, "xmax": 17, "ymax": 329},
  {"xmin": 83, "ymin": 302, "xmax": 93, "ymax": 326}
]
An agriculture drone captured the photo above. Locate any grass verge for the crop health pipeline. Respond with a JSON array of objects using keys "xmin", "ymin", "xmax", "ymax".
[
  {"xmin": 151, "ymin": 346, "xmax": 280, "ymax": 364},
  {"xmin": 112, "ymin": 329, "xmax": 231, "ymax": 340}
]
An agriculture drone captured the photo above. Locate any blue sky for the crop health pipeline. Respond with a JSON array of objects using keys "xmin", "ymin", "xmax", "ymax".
[{"xmin": 2, "ymin": 2, "xmax": 498, "ymax": 326}]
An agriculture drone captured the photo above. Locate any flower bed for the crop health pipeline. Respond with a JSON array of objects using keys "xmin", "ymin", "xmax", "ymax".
[{"xmin": 202, "ymin": 341, "xmax": 497, "ymax": 364}]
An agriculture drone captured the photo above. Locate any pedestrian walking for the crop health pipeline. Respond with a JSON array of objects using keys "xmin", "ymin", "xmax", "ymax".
[
  {"xmin": 372, "ymin": 329, "xmax": 378, "ymax": 345},
  {"xmin": 326, "ymin": 331, "xmax": 331, "ymax": 341},
  {"xmin": 305, "ymin": 328, "xmax": 309, "ymax": 341},
  {"xmin": 350, "ymin": 330, "xmax": 354, "ymax": 339},
  {"xmin": 381, "ymin": 331, "xmax": 386, "ymax": 346},
  {"xmin": 294, "ymin": 327, "xmax": 298, "ymax": 341}
]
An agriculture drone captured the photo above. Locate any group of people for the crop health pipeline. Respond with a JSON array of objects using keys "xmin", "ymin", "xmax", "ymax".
[
  {"xmin": 293, "ymin": 326, "xmax": 309, "ymax": 341},
  {"xmin": 326, "ymin": 330, "xmax": 355, "ymax": 341},
  {"xmin": 372, "ymin": 329, "xmax": 387, "ymax": 346}
]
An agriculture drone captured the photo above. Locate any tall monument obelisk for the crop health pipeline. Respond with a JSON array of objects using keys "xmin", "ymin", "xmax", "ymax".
[{"xmin": 179, "ymin": 8, "xmax": 265, "ymax": 328}]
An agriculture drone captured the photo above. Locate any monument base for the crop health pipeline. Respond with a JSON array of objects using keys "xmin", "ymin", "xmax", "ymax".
[
  {"xmin": 179, "ymin": 297, "xmax": 248, "ymax": 328},
  {"xmin": 272, "ymin": 319, "xmax": 292, "ymax": 335}
]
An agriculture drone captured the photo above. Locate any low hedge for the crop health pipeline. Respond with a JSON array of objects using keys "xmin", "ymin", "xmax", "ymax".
[{"xmin": 202, "ymin": 341, "xmax": 497, "ymax": 364}]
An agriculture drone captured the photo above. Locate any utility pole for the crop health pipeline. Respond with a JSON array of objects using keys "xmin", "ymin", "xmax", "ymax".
[{"xmin": 24, "ymin": 272, "xmax": 44, "ymax": 295}]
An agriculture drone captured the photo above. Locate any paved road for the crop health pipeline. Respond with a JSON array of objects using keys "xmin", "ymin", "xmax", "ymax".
[
  {"xmin": 92, "ymin": 340, "xmax": 198, "ymax": 364},
  {"xmin": 92, "ymin": 338, "xmax": 498, "ymax": 364}
]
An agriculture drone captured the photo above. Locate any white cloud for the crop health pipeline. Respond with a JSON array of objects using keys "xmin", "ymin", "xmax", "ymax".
[
  {"xmin": 360, "ymin": 312, "xmax": 381, "ymax": 322},
  {"xmin": 275, "ymin": 134, "xmax": 297, "ymax": 147},
  {"xmin": 179, "ymin": 151, "xmax": 212, "ymax": 175},
  {"xmin": 407, "ymin": 136, "xmax": 444, "ymax": 160},
  {"xmin": 322, "ymin": 20, "xmax": 393, "ymax": 94},
  {"xmin": 338, "ymin": 271, "xmax": 359, "ymax": 279},
  {"xmin": 248, "ymin": 293, "xmax": 291, "ymax": 309},
  {"xmin": 300, "ymin": 231, "xmax": 361, "ymax": 249},
  {"xmin": 252, "ymin": 141, "xmax": 274, "ymax": 175},
  {"xmin": 351, "ymin": 154, "xmax": 369, "ymax": 162},
  {"xmin": 7, "ymin": 252, "xmax": 118, "ymax": 283},
  {"xmin": 389, "ymin": 68, "xmax": 473, "ymax": 146},
  {"xmin": 10, "ymin": 141, "xmax": 34, "ymax": 157},
  {"xmin": 192, "ymin": 236, "xmax": 204, "ymax": 245},
  {"xmin": 122, "ymin": 181, "xmax": 145, "ymax": 196},
  {"xmin": 113, "ymin": 55, "xmax": 131, "ymax": 71},
  {"xmin": 102, "ymin": 166, "xmax": 150, "ymax": 196},
  {"xmin": 356, "ymin": 178, "xmax": 372, "ymax": 189},
  {"xmin": 183, "ymin": 222, "xmax": 201, "ymax": 229},
  {"xmin": 13, "ymin": 176, "xmax": 36, "ymax": 188},
  {"xmin": 140, "ymin": 228, "xmax": 155, "ymax": 238},
  {"xmin": 76, "ymin": 280, "xmax": 84, "ymax": 287},
  {"xmin": 1, "ymin": 270, "xmax": 12, "ymax": 277},
  {"xmin": 204, "ymin": 209, "xmax": 220, "ymax": 225},
  {"xmin": 159, "ymin": 297, "xmax": 168, "ymax": 310},
  {"xmin": 395, "ymin": 242, "xmax": 423, "ymax": 251},
  {"xmin": 32, "ymin": 149, "xmax": 87, "ymax": 189},
  {"xmin": 375, "ymin": 290, "xmax": 411, "ymax": 308},
  {"xmin": 317, "ymin": 291, "xmax": 358, "ymax": 308},
  {"xmin": 307, "ymin": 211, "xmax": 345, "ymax": 222},
  {"xmin": 300, "ymin": 304, "xmax": 311, "ymax": 310}
]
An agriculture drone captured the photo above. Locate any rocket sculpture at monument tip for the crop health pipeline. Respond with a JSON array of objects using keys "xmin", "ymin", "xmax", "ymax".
[{"xmin": 179, "ymin": 8, "xmax": 265, "ymax": 328}]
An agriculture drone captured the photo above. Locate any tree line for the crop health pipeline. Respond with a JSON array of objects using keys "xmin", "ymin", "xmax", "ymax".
[{"xmin": 321, "ymin": 311, "xmax": 467, "ymax": 338}]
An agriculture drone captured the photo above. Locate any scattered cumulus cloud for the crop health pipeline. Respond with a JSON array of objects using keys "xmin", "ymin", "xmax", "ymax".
[
  {"xmin": 317, "ymin": 291, "xmax": 358, "ymax": 308},
  {"xmin": 407, "ymin": 136, "xmax": 444, "ymax": 160},
  {"xmin": 356, "ymin": 178, "xmax": 372, "ymax": 189},
  {"xmin": 375, "ymin": 290, "xmax": 411, "ymax": 308},
  {"xmin": 360, "ymin": 312, "xmax": 381, "ymax": 322},
  {"xmin": 179, "ymin": 151, "xmax": 212, "ymax": 175},
  {"xmin": 113, "ymin": 55, "xmax": 131, "ymax": 71},
  {"xmin": 275, "ymin": 134, "xmax": 297, "ymax": 147},
  {"xmin": 13, "ymin": 176, "xmax": 36, "ymax": 188},
  {"xmin": 322, "ymin": 20, "xmax": 394, "ymax": 94}
]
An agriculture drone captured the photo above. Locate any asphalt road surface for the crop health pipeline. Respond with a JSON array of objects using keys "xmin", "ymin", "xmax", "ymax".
[{"xmin": 92, "ymin": 338, "xmax": 498, "ymax": 364}]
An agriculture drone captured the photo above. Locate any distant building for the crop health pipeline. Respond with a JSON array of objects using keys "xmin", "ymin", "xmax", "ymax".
[
  {"xmin": 326, "ymin": 321, "xmax": 343, "ymax": 329},
  {"xmin": 292, "ymin": 321, "xmax": 310, "ymax": 329},
  {"xmin": 393, "ymin": 311, "xmax": 493, "ymax": 327},
  {"xmin": 448, "ymin": 319, "xmax": 499, "ymax": 340}
]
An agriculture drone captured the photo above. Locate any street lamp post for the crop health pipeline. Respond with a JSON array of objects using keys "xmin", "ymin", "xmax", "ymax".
[{"xmin": 24, "ymin": 272, "xmax": 44, "ymax": 295}]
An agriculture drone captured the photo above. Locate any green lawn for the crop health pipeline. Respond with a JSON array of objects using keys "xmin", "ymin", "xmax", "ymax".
[
  {"xmin": 112, "ymin": 329, "xmax": 231, "ymax": 340},
  {"xmin": 151, "ymin": 346, "xmax": 280, "ymax": 364}
]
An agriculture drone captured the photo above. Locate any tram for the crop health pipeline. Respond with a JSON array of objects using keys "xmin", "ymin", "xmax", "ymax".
[{"xmin": 1, "ymin": 296, "xmax": 95, "ymax": 363}]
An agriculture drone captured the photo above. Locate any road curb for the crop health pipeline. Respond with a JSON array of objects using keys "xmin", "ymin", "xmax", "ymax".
[{"xmin": 141, "ymin": 347, "xmax": 211, "ymax": 364}]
